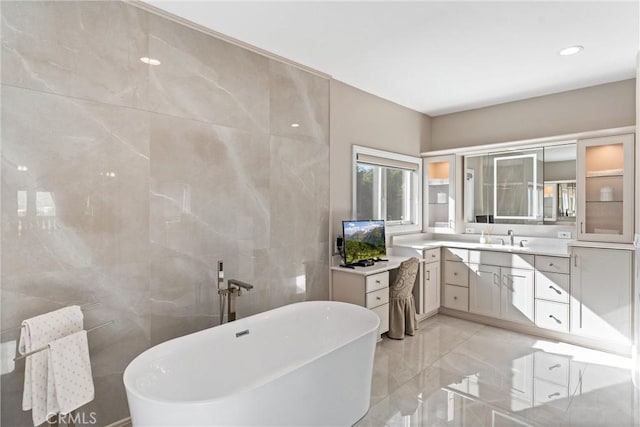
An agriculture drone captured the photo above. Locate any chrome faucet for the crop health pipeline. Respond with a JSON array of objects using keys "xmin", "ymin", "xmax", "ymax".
[
  {"xmin": 222, "ymin": 278, "xmax": 254, "ymax": 323},
  {"xmin": 217, "ymin": 261, "xmax": 253, "ymax": 324},
  {"xmin": 228, "ymin": 279, "xmax": 254, "ymax": 292},
  {"xmin": 508, "ymin": 230, "xmax": 515, "ymax": 246}
]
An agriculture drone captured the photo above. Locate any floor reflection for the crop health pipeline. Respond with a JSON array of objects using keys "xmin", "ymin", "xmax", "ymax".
[{"xmin": 357, "ymin": 315, "xmax": 639, "ymax": 427}]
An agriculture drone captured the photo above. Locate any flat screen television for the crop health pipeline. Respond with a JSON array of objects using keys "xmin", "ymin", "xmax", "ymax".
[{"xmin": 342, "ymin": 220, "xmax": 386, "ymax": 264}]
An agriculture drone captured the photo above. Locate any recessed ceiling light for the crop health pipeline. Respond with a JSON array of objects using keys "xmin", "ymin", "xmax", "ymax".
[
  {"xmin": 140, "ymin": 57, "xmax": 161, "ymax": 66},
  {"xmin": 291, "ymin": 123, "xmax": 300, "ymax": 128},
  {"xmin": 559, "ymin": 45, "xmax": 583, "ymax": 56}
]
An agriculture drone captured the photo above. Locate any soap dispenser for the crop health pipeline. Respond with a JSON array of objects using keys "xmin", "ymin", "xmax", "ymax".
[{"xmin": 479, "ymin": 231, "xmax": 486, "ymax": 244}]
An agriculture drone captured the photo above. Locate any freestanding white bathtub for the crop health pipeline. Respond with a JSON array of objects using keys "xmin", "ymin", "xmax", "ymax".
[{"xmin": 123, "ymin": 301, "xmax": 380, "ymax": 426}]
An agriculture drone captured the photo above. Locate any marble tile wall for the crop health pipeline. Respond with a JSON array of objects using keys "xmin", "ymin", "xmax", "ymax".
[{"xmin": 1, "ymin": 1, "xmax": 330, "ymax": 425}]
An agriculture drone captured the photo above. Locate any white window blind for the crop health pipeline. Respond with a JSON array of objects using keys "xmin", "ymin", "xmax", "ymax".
[{"xmin": 356, "ymin": 153, "xmax": 420, "ymax": 171}]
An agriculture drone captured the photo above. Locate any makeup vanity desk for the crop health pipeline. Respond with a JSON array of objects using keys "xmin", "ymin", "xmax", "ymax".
[{"xmin": 330, "ymin": 256, "xmax": 424, "ymax": 340}]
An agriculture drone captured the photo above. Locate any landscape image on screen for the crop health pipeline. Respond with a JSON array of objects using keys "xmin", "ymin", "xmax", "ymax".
[{"xmin": 342, "ymin": 220, "xmax": 386, "ymax": 264}]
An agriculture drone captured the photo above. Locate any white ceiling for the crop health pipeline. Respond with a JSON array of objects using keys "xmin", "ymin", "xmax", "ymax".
[{"xmin": 143, "ymin": 1, "xmax": 639, "ymax": 117}]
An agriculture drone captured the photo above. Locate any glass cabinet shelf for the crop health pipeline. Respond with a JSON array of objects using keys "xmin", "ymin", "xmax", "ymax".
[{"xmin": 585, "ymin": 170, "xmax": 623, "ymax": 178}]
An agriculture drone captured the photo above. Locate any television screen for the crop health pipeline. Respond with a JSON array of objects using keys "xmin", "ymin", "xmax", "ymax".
[{"xmin": 342, "ymin": 220, "xmax": 386, "ymax": 264}]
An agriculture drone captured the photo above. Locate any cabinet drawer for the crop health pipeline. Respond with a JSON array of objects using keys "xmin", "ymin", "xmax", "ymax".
[
  {"xmin": 535, "ymin": 271, "xmax": 570, "ymax": 303},
  {"xmin": 469, "ymin": 250, "xmax": 534, "ymax": 270},
  {"xmin": 424, "ymin": 247, "xmax": 441, "ymax": 263},
  {"xmin": 366, "ymin": 272, "xmax": 389, "ymax": 292},
  {"xmin": 534, "ymin": 352, "xmax": 570, "ymax": 385},
  {"xmin": 534, "ymin": 378, "xmax": 569, "ymax": 404},
  {"xmin": 535, "ymin": 255, "xmax": 570, "ymax": 274},
  {"xmin": 366, "ymin": 288, "xmax": 389, "ymax": 309},
  {"xmin": 444, "ymin": 261, "xmax": 468, "ymax": 287},
  {"xmin": 371, "ymin": 303, "xmax": 389, "ymax": 335},
  {"xmin": 535, "ymin": 300, "xmax": 569, "ymax": 333},
  {"xmin": 444, "ymin": 247, "xmax": 468, "ymax": 262},
  {"xmin": 443, "ymin": 284, "xmax": 468, "ymax": 312}
]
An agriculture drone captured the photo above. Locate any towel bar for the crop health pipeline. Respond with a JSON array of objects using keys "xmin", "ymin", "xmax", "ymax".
[
  {"xmin": 0, "ymin": 302, "xmax": 102, "ymax": 336},
  {"xmin": 13, "ymin": 320, "xmax": 114, "ymax": 362}
]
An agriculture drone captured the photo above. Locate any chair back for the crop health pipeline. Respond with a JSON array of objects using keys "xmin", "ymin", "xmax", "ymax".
[{"xmin": 390, "ymin": 257, "xmax": 419, "ymax": 298}]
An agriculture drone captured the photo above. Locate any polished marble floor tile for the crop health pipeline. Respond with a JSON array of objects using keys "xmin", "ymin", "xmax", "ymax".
[{"xmin": 358, "ymin": 315, "xmax": 640, "ymax": 427}]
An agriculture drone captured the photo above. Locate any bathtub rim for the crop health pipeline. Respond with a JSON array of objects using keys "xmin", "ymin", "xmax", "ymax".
[{"xmin": 124, "ymin": 300, "xmax": 380, "ymax": 405}]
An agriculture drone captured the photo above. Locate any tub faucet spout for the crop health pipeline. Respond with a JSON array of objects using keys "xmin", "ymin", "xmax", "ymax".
[
  {"xmin": 228, "ymin": 279, "xmax": 254, "ymax": 291},
  {"xmin": 226, "ymin": 279, "xmax": 253, "ymax": 323}
]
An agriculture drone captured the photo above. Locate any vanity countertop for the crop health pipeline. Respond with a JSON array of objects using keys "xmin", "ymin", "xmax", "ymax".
[{"xmin": 393, "ymin": 239, "xmax": 571, "ymax": 257}]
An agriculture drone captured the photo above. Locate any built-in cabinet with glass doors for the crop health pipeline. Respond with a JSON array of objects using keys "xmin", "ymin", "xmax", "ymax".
[
  {"xmin": 576, "ymin": 134, "xmax": 634, "ymax": 243},
  {"xmin": 424, "ymin": 155, "xmax": 458, "ymax": 233}
]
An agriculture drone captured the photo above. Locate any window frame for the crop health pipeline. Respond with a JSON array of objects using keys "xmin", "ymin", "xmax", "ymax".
[{"xmin": 352, "ymin": 145, "xmax": 422, "ymax": 234}]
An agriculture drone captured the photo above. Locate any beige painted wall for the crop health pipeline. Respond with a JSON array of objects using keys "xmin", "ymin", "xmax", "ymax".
[
  {"xmin": 431, "ymin": 79, "xmax": 636, "ymax": 150},
  {"xmin": 329, "ymin": 80, "xmax": 431, "ymax": 241}
]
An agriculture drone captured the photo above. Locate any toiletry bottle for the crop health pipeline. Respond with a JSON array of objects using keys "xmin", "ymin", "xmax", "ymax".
[{"xmin": 479, "ymin": 231, "xmax": 486, "ymax": 244}]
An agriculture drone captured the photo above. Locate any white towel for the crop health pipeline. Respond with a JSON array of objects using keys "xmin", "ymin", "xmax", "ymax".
[
  {"xmin": 48, "ymin": 330, "xmax": 95, "ymax": 415},
  {"xmin": 18, "ymin": 306, "xmax": 83, "ymax": 426}
]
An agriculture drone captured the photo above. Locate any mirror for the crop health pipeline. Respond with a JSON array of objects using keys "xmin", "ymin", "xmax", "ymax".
[
  {"xmin": 494, "ymin": 153, "xmax": 542, "ymax": 220},
  {"xmin": 464, "ymin": 144, "xmax": 576, "ymax": 225},
  {"xmin": 543, "ymin": 182, "xmax": 577, "ymax": 221},
  {"xmin": 542, "ymin": 144, "xmax": 577, "ymax": 224}
]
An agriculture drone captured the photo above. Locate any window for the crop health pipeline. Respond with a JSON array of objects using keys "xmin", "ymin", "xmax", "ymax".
[{"xmin": 352, "ymin": 146, "xmax": 422, "ymax": 233}]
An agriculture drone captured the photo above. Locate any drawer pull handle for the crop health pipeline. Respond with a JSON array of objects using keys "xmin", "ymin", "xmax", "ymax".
[
  {"xmin": 549, "ymin": 286, "xmax": 562, "ymax": 295},
  {"xmin": 453, "ymin": 296, "xmax": 458, "ymax": 300},
  {"xmin": 432, "ymin": 254, "xmax": 436, "ymax": 258},
  {"xmin": 376, "ymin": 296, "xmax": 381, "ymax": 300},
  {"xmin": 375, "ymin": 280, "xmax": 381, "ymax": 284},
  {"xmin": 549, "ymin": 263, "xmax": 554, "ymax": 267},
  {"xmin": 549, "ymin": 314, "xmax": 562, "ymax": 324},
  {"xmin": 453, "ymin": 272, "xmax": 458, "ymax": 276},
  {"xmin": 426, "ymin": 270, "xmax": 431, "ymax": 281},
  {"xmin": 548, "ymin": 364, "xmax": 561, "ymax": 371},
  {"xmin": 548, "ymin": 392, "xmax": 561, "ymax": 399}
]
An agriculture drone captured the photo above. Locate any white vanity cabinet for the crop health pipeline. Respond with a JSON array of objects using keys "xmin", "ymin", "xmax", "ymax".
[
  {"xmin": 534, "ymin": 255, "xmax": 571, "ymax": 333},
  {"xmin": 442, "ymin": 248, "xmax": 469, "ymax": 312},
  {"xmin": 576, "ymin": 134, "xmax": 634, "ymax": 243},
  {"xmin": 331, "ymin": 270, "xmax": 390, "ymax": 339},
  {"xmin": 501, "ymin": 267, "xmax": 535, "ymax": 325},
  {"xmin": 570, "ymin": 246, "xmax": 632, "ymax": 345},
  {"xmin": 468, "ymin": 264, "xmax": 501, "ymax": 317},
  {"xmin": 467, "ymin": 251, "xmax": 535, "ymax": 325},
  {"xmin": 423, "ymin": 248, "xmax": 441, "ymax": 315}
]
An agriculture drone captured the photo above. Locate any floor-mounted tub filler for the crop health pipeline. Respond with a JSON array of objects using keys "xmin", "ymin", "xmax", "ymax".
[{"xmin": 123, "ymin": 301, "xmax": 380, "ymax": 426}]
